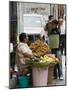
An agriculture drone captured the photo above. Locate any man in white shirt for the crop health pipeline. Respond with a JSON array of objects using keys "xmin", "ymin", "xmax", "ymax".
[{"xmin": 16, "ymin": 33, "xmax": 33, "ymax": 74}]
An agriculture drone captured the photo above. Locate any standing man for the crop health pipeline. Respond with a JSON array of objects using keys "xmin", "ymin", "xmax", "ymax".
[
  {"xmin": 44, "ymin": 15, "xmax": 54, "ymax": 44},
  {"xmin": 44, "ymin": 15, "xmax": 54, "ymax": 36}
]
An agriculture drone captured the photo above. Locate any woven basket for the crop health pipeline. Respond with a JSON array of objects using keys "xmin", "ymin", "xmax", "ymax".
[{"xmin": 47, "ymin": 64, "xmax": 54, "ymax": 84}]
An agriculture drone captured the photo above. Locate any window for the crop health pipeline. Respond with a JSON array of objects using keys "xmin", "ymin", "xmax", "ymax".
[{"xmin": 23, "ymin": 16, "xmax": 42, "ymax": 27}]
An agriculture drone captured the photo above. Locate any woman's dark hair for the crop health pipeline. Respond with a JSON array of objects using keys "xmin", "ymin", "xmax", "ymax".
[
  {"xmin": 49, "ymin": 15, "xmax": 53, "ymax": 20},
  {"xmin": 19, "ymin": 33, "xmax": 26, "ymax": 42},
  {"xmin": 42, "ymin": 36, "xmax": 45, "ymax": 41},
  {"xmin": 52, "ymin": 20, "xmax": 58, "ymax": 25}
]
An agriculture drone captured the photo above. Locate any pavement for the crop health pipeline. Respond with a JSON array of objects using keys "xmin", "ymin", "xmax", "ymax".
[{"xmin": 48, "ymin": 79, "xmax": 66, "ymax": 86}]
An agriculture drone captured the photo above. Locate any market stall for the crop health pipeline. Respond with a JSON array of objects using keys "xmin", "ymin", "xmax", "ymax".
[{"xmin": 26, "ymin": 39, "xmax": 59, "ymax": 87}]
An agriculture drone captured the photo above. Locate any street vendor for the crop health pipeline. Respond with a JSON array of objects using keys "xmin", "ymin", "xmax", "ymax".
[{"xmin": 16, "ymin": 33, "xmax": 33, "ymax": 75}]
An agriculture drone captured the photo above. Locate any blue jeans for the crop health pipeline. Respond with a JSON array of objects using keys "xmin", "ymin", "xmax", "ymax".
[{"xmin": 52, "ymin": 49, "xmax": 61, "ymax": 78}]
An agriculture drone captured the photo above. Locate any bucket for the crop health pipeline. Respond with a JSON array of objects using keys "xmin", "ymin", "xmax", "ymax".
[
  {"xmin": 32, "ymin": 68, "xmax": 48, "ymax": 87},
  {"xmin": 18, "ymin": 75, "xmax": 30, "ymax": 88}
]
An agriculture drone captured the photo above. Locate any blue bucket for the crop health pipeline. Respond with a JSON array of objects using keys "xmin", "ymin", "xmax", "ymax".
[{"xmin": 18, "ymin": 75, "xmax": 30, "ymax": 88}]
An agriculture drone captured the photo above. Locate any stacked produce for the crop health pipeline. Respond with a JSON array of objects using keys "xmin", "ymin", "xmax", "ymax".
[
  {"xmin": 30, "ymin": 39, "xmax": 51, "ymax": 56},
  {"xmin": 26, "ymin": 54, "xmax": 59, "ymax": 69},
  {"xmin": 27, "ymin": 39, "xmax": 59, "ymax": 69},
  {"xmin": 40, "ymin": 54, "xmax": 59, "ymax": 64}
]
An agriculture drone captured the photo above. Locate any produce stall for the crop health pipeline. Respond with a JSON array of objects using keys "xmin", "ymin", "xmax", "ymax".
[{"xmin": 26, "ymin": 39, "xmax": 59, "ymax": 87}]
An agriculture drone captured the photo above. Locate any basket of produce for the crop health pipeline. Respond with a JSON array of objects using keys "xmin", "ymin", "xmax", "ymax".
[
  {"xmin": 26, "ymin": 54, "xmax": 59, "ymax": 69},
  {"xmin": 28, "ymin": 39, "xmax": 59, "ymax": 86},
  {"xmin": 26, "ymin": 54, "xmax": 59, "ymax": 87}
]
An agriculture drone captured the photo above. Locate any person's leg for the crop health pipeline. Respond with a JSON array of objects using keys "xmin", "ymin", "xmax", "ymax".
[
  {"xmin": 57, "ymin": 50, "xmax": 63, "ymax": 77},
  {"xmin": 57, "ymin": 64, "xmax": 61, "ymax": 79},
  {"xmin": 61, "ymin": 35, "xmax": 66, "ymax": 55},
  {"xmin": 60, "ymin": 35, "xmax": 63, "ymax": 55},
  {"xmin": 65, "ymin": 34, "xmax": 66, "ymax": 56},
  {"xmin": 52, "ymin": 49, "xmax": 58, "ymax": 79}
]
